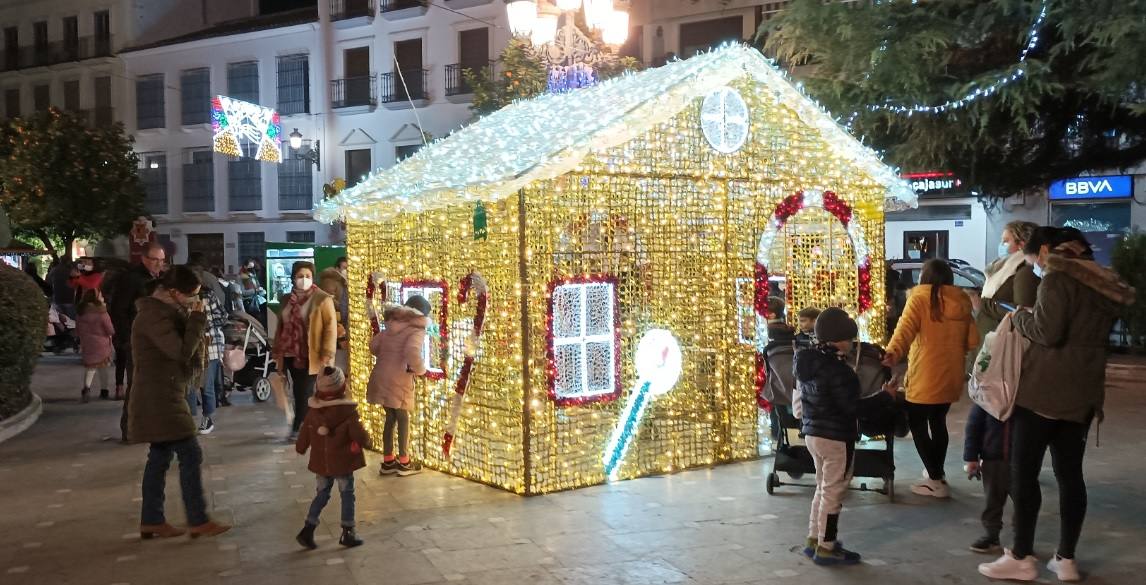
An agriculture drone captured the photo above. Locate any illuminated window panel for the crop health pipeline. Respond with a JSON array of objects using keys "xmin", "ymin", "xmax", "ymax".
[{"xmin": 548, "ymin": 277, "xmax": 620, "ymax": 406}]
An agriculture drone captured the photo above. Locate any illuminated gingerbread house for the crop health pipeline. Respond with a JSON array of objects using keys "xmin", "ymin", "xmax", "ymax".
[{"xmin": 316, "ymin": 46, "xmax": 916, "ymax": 494}]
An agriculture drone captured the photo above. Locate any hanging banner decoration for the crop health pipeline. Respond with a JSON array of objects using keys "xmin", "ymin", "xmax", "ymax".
[
  {"xmin": 211, "ymin": 95, "xmax": 283, "ymax": 163},
  {"xmin": 443, "ymin": 272, "xmax": 489, "ymax": 458}
]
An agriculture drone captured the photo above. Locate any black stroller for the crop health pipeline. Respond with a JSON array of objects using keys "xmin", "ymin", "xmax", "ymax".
[{"xmin": 765, "ymin": 342, "xmax": 901, "ymax": 500}]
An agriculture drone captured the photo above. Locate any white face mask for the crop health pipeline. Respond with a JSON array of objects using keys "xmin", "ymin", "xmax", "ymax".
[{"xmin": 294, "ymin": 277, "xmax": 313, "ymax": 291}]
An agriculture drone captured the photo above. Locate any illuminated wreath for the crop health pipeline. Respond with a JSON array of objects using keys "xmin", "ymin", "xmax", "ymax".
[{"xmin": 753, "ymin": 190, "xmax": 874, "ymax": 409}]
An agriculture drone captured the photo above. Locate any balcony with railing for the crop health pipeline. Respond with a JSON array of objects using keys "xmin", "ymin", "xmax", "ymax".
[
  {"xmin": 330, "ymin": 0, "xmax": 374, "ymax": 26},
  {"xmin": 1, "ymin": 36, "xmax": 113, "ymax": 71},
  {"xmin": 381, "ymin": 69, "xmax": 429, "ymax": 108},
  {"xmin": 380, "ymin": 0, "xmax": 427, "ymax": 19},
  {"xmin": 78, "ymin": 107, "xmax": 115, "ymax": 126},
  {"xmin": 445, "ymin": 61, "xmax": 495, "ymax": 100},
  {"xmin": 330, "ymin": 75, "xmax": 378, "ymax": 110}
]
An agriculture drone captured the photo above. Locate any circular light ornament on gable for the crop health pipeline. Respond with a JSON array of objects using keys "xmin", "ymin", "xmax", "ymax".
[{"xmin": 700, "ymin": 86, "xmax": 750, "ymax": 154}]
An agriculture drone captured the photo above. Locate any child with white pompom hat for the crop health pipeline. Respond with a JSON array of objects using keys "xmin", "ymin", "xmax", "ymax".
[{"xmin": 295, "ymin": 366, "xmax": 370, "ymax": 550}]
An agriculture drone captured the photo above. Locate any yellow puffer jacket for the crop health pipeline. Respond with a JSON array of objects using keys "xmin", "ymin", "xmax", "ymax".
[{"xmin": 886, "ymin": 284, "xmax": 980, "ymax": 405}]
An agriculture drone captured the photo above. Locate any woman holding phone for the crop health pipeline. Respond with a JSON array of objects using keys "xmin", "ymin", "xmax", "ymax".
[{"xmin": 972, "ymin": 221, "xmax": 1041, "ymax": 336}]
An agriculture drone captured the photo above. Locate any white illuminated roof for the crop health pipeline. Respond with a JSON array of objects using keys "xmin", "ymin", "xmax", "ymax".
[{"xmin": 315, "ymin": 45, "xmax": 917, "ymax": 224}]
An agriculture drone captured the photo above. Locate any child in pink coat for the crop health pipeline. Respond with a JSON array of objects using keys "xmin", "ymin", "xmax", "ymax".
[
  {"xmin": 76, "ymin": 289, "xmax": 115, "ymax": 402},
  {"xmin": 366, "ymin": 296, "xmax": 430, "ymax": 476}
]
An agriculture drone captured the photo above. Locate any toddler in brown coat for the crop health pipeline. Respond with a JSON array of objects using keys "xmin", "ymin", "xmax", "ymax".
[{"xmin": 295, "ymin": 366, "xmax": 371, "ymax": 549}]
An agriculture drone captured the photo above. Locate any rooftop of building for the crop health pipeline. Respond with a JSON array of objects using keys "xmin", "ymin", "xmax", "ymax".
[{"xmin": 121, "ymin": 6, "xmax": 318, "ymax": 53}]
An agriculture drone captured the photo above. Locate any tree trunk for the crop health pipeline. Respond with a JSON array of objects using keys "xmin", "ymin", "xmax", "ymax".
[{"xmin": 34, "ymin": 230, "xmax": 59, "ymax": 261}]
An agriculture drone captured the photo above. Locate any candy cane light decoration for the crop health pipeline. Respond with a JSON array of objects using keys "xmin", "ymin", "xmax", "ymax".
[{"xmin": 443, "ymin": 272, "xmax": 488, "ymax": 457}]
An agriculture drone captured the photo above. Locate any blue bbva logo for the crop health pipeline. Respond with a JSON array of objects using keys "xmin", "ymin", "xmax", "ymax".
[{"xmin": 1049, "ymin": 175, "xmax": 1133, "ymax": 200}]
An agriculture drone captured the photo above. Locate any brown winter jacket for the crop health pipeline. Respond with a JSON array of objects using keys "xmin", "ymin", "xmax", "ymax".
[
  {"xmin": 295, "ymin": 397, "xmax": 371, "ymax": 477},
  {"xmin": 127, "ymin": 295, "xmax": 207, "ymax": 444},
  {"xmin": 976, "ymin": 263, "xmax": 1040, "ymax": 338},
  {"xmin": 273, "ymin": 287, "xmax": 338, "ymax": 375},
  {"xmin": 366, "ymin": 306, "xmax": 429, "ymax": 410},
  {"xmin": 1011, "ymin": 253, "xmax": 1135, "ymax": 424}
]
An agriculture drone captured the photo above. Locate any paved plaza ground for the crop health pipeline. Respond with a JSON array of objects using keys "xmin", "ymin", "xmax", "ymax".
[{"xmin": 1, "ymin": 354, "xmax": 1144, "ymax": 585}]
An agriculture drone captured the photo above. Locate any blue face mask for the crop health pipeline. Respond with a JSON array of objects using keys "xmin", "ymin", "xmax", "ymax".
[
  {"xmin": 1032, "ymin": 262, "xmax": 1045, "ymax": 279},
  {"xmin": 998, "ymin": 242, "xmax": 1011, "ymax": 258}
]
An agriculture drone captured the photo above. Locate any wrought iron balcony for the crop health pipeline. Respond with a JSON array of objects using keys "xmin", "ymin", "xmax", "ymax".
[
  {"xmin": 330, "ymin": 75, "xmax": 378, "ymax": 109},
  {"xmin": 444, "ymin": 61, "xmax": 495, "ymax": 96},
  {"xmin": 330, "ymin": 0, "xmax": 374, "ymax": 21},
  {"xmin": 1, "ymin": 35, "xmax": 113, "ymax": 71},
  {"xmin": 381, "ymin": 69, "xmax": 429, "ymax": 103}
]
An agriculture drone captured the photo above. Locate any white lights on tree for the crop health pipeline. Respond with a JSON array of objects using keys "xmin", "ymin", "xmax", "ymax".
[
  {"xmin": 555, "ymin": 0, "xmax": 582, "ymax": 11},
  {"xmin": 506, "ymin": 0, "xmax": 538, "ymax": 37},
  {"xmin": 532, "ymin": 14, "xmax": 559, "ymax": 47},
  {"xmin": 602, "ymin": 328, "xmax": 683, "ymax": 480},
  {"xmin": 701, "ymin": 86, "xmax": 750, "ymax": 154},
  {"xmin": 601, "ymin": 9, "xmax": 629, "ymax": 46}
]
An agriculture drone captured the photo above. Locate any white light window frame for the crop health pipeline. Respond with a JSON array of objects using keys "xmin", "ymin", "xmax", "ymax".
[
  {"xmin": 549, "ymin": 279, "xmax": 618, "ymax": 405},
  {"xmin": 401, "ymin": 283, "xmax": 447, "ymax": 379}
]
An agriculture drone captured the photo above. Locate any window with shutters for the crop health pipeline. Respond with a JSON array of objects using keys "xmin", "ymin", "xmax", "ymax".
[
  {"xmin": 139, "ymin": 153, "xmax": 168, "ymax": 215},
  {"xmin": 277, "ymin": 54, "xmax": 309, "ymax": 115},
  {"xmin": 227, "ymin": 61, "xmax": 259, "ymax": 104},
  {"xmin": 33, "ymin": 85, "xmax": 50, "ymax": 111},
  {"xmin": 183, "ymin": 149, "xmax": 214, "ymax": 212},
  {"xmin": 238, "ymin": 232, "xmax": 266, "ymax": 267},
  {"xmin": 228, "ymin": 158, "xmax": 262, "ymax": 211},
  {"xmin": 278, "ymin": 148, "xmax": 313, "ymax": 210},
  {"xmin": 181, "ymin": 68, "xmax": 210, "ymax": 125},
  {"xmin": 136, "ymin": 74, "xmax": 165, "ymax": 129},
  {"xmin": 286, "ymin": 231, "xmax": 315, "ymax": 243}
]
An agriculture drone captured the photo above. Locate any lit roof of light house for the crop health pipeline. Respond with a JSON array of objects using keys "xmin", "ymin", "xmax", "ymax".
[{"xmin": 315, "ymin": 44, "xmax": 918, "ymax": 224}]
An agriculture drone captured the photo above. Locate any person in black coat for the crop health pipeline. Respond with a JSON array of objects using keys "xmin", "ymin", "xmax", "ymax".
[
  {"xmin": 964, "ymin": 404, "xmax": 1010, "ymax": 554},
  {"xmin": 107, "ymin": 243, "xmax": 165, "ymax": 440},
  {"xmin": 793, "ymin": 308, "xmax": 862, "ymax": 566}
]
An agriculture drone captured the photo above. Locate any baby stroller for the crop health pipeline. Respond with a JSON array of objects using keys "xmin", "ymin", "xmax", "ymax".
[
  {"xmin": 44, "ymin": 304, "xmax": 78, "ymax": 354},
  {"xmin": 765, "ymin": 342, "xmax": 900, "ymax": 500},
  {"xmin": 222, "ymin": 310, "xmax": 274, "ymax": 402}
]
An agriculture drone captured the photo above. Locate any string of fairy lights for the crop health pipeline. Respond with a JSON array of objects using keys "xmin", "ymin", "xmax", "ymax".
[{"xmin": 845, "ymin": 0, "xmax": 1050, "ymax": 124}]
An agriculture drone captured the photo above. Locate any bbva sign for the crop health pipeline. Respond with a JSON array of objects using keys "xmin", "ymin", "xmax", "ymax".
[{"xmin": 1049, "ymin": 175, "xmax": 1133, "ymax": 201}]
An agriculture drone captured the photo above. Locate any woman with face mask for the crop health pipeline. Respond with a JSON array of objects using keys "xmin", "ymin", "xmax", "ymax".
[
  {"xmin": 979, "ymin": 227, "xmax": 1135, "ymax": 582},
  {"xmin": 273, "ymin": 261, "xmax": 338, "ymax": 440},
  {"xmin": 127, "ymin": 265, "xmax": 230, "ymax": 539},
  {"xmin": 971, "ymin": 221, "xmax": 1041, "ymax": 338}
]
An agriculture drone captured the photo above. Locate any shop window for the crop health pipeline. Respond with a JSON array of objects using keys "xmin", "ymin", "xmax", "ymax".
[{"xmin": 547, "ymin": 276, "xmax": 620, "ymax": 406}]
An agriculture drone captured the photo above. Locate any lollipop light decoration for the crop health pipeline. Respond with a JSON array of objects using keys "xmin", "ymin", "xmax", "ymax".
[{"xmin": 602, "ymin": 328, "xmax": 683, "ymax": 481}]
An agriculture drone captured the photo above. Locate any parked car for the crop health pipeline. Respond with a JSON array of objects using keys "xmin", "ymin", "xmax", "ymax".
[{"xmin": 885, "ymin": 259, "xmax": 985, "ymax": 336}]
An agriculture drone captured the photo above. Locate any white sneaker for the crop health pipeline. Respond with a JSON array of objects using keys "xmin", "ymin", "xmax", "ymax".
[
  {"xmin": 979, "ymin": 549, "xmax": 1038, "ymax": 581},
  {"xmin": 911, "ymin": 478, "xmax": 950, "ymax": 498},
  {"xmin": 1047, "ymin": 555, "xmax": 1081, "ymax": 582}
]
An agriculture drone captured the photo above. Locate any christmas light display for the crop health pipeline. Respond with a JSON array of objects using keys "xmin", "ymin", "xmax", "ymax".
[
  {"xmin": 700, "ymin": 87, "xmax": 750, "ymax": 154},
  {"xmin": 443, "ymin": 272, "xmax": 489, "ymax": 457},
  {"xmin": 327, "ymin": 46, "xmax": 907, "ymax": 494},
  {"xmin": 210, "ymin": 95, "xmax": 282, "ymax": 163}
]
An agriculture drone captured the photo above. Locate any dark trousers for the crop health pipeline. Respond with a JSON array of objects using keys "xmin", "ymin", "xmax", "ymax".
[
  {"xmin": 980, "ymin": 459, "xmax": 1010, "ymax": 539},
  {"xmin": 283, "ymin": 357, "xmax": 315, "ymax": 433},
  {"xmin": 141, "ymin": 437, "xmax": 208, "ymax": 527},
  {"xmin": 114, "ymin": 339, "xmax": 131, "ymax": 386},
  {"xmin": 906, "ymin": 401, "xmax": 951, "ymax": 480},
  {"xmin": 383, "ymin": 407, "xmax": 410, "ymax": 458},
  {"xmin": 1010, "ymin": 406, "xmax": 1090, "ymax": 560}
]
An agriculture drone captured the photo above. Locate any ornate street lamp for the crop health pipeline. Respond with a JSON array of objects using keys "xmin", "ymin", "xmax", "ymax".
[{"xmin": 288, "ymin": 128, "xmax": 321, "ymax": 171}]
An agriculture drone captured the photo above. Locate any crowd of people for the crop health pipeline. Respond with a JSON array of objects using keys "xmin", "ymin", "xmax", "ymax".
[
  {"xmin": 788, "ymin": 223, "xmax": 1134, "ymax": 584},
  {"xmin": 18, "ymin": 221, "xmax": 1134, "ymax": 575}
]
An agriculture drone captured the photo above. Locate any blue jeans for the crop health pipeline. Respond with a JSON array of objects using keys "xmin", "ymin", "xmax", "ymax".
[
  {"xmin": 187, "ymin": 359, "xmax": 220, "ymax": 418},
  {"xmin": 305, "ymin": 474, "xmax": 355, "ymax": 528},
  {"xmin": 141, "ymin": 437, "xmax": 208, "ymax": 527}
]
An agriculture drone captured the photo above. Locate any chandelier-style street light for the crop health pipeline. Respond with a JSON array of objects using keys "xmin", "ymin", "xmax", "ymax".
[{"xmin": 506, "ymin": 0, "xmax": 629, "ymax": 52}]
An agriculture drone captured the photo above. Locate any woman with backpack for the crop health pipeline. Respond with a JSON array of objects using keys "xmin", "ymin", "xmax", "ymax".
[
  {"xmin": 978, "ymin": 227, "xmax": 1135, "ymax": 582},
  {"xmin": 883, "ymin": 259, "xmax": 979, "ymax": 499}
]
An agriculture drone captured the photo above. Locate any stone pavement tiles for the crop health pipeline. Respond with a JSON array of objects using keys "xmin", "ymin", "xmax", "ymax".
[{"xmin": 1, "ymin": 354, "xmax": 1145, "ymax": 584}]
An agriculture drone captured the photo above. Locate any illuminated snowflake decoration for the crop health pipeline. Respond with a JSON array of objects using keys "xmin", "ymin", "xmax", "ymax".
[
  {"xmin": 211, "ymin": 95, "xmax": 282, "ymax": 163},
  {"xmin": 701, "ymin": 87, "xmax": 750, "ymax": 154}
]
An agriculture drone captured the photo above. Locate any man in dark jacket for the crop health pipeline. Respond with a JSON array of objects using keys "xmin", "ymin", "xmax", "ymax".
[
  {"xmin": 964, "ymin": 404, "xmax": 1009, "ymax": 554},
  {"xmin": 793, "ymin": 307, "xmax": 862, "ymax": 567},
  {"xmin": 109, "ymin": 243, "xmax": 165, "ymax": 439}
]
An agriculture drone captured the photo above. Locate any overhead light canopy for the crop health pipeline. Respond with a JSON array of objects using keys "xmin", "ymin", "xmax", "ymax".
[
  {"xmin": 506, "ymin": 0, "xmax": 538, "ymax": 37},
  {"xmin": 601, "ymin": 9, "xmax": 629, "ymax": 45}
]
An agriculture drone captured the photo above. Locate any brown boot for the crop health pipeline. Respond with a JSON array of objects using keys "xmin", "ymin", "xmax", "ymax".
[
  {"xmin": 140, "ymin": 523, "xmax": 186, "ymax": 539},
  {"xmin": 189, "ymin": 520, "xmax": 231, "ymax": 539}
]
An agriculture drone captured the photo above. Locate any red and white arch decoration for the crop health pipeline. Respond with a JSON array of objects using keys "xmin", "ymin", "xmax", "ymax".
[{"xmin": 753, "ymin": 190, "xmax": 874, "ymax": 410}]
